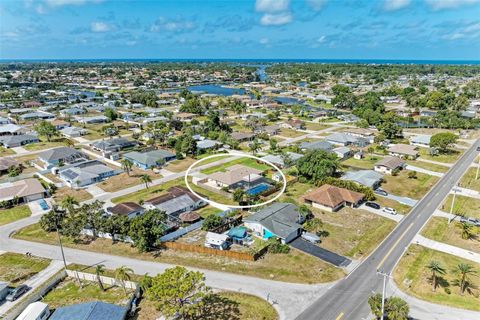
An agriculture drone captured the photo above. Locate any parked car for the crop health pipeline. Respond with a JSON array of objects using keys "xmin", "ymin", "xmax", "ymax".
[
  {"xmin": 365, "ymin": 202, "xmax": 380, "ymax": 210},
  {"xmin": 374, "ymin": 189, "xmax": 388, "ymax": 196},
  {"xmin": 460, "ymin": 217, "xmax": 480, "ymax": 226},
  {"xmin": 6, "ymin": 284, "xmax": 29, "ymax": 301},
  {"xmin": 382, "ymin": 207, "xmax": 397, "ymax": 215},
  {"xmin": 302, "ymin": 232, "xmax": 320, "ymax": 244}
]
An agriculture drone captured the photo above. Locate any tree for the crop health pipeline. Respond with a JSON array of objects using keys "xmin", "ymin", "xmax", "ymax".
[
  {"xmin": 95, "ymin": 264, "xmax": 105, "ymax": 291},
  {"xmin": 115, "ymin": 265, "xmax": 134, "ymax": 295},
  {"xmin": 128, "ymin": 209, "xmax": 166, "ymax": 252},
  {"xmin": 368, "ymin": 293, "xmax": 383, "ymax": 319},
  {"xmin": 385, "ymin": 296, "xmax": 409, "ymax": 320},
  {"xmin": 78, "ymin": 201, "xmax": 104, "ymax": 239},
  {"xmin": 377, "ymin": 112, "xmax": 402, "ymax": 139},
  {"xmin": 201, "ymin": 214, "xmax": 223, "ymax": 231},
  {"xmin": 407, "ymin": 171, "xmax": 417, "ymax": 179},
  {"xmin": 233, "ymin": 188, "xmax": 245, "ymax": 203},
  {"xmin": 456, "ymin": 222, "xmax": 475, "ymax": 240},
  {"xmin": 140, "ymin": 174, "xmax": 152, "ymax": 189},
  {"xmin": 452, "ymin": 263, "xmax": 477, "ymax": 295},
  {"xmin": 426, "ymin": 260, "xmax": 446, "ymax": 292},
  {"xmin": 100, "ymin": 214, "xmax": 129, "ymax": 243},
  {"xmin": 180, "ymin": 135, "xmax": 197, "ymax": 156},
  {"xmin": 429, "ymin": 132, "xmax": 457, "ymax": 153},
  {"xmin": 121, "ymin": 159, "xmax": 133, "ymax": 176},
  {"xmin": 249, "ymin": 138, "xmax": 261, "ymax": 155},
  {"xmin": 60, "ymin": 195, "xmax": 78, "ymax": 215},
  {"xmin": 145, "ymin": 266, "xmax": 211, "ymax": 320},
  {"xmin": 269, "ymin": 138, "xmax": 278, "ymax": 152},
  {"xmin": 34, "ymin": 120, "xmax": 58, "ymax": 142},
  {"xmin": 297, "ymin": 150, "xmax": 339, "ymax": 182},
  {"xmin": 104, "ymin": 107, "xmax": 118, "ymax": 122}
]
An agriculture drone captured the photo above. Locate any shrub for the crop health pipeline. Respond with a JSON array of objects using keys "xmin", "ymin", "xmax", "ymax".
[{"xmin": 267, "ymin": 237, "xmax": 290, "ymax": 254}]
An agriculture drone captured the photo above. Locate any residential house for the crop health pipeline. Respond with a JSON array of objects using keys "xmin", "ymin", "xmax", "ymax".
[
  {"xmin": 300, "ymin": 140, "xmax": 334, "ymax": 152},
  {"xmin": 107, "ymin": 202, "xmax": 145, "ymax": 219},
  {"xmin": 60, "ymin": 107, "xmax": 86, "ymax": 116},
  {"xmin": 76, "ymin": 115, "xmax": 109, "ymax": 124},
  {"xmin": 343, "ymin": 128, "xmax": 376, "ymax": 144},
  {"xmin": 196, "ymin": 139, "xmax": 220, "ymax": 151},
  {"xmin": 123, "ymin": 149, "xmax": 176, "ymax": 170},
  {"xmin": 48, "ymin": 301, "xmax": 128, "ymax": 320},
  {"xmin": 255, "ymin": 124, "xmax": 279, "ymax": 136},
  {"xmin": 260, "ymin": 152, "xmax": 303, "ymax": 168},
  {"xmin": 59, "ymin": 160, "xmax": 121, "ymax": 188},
  {"xmin": 410, "ymin": 135, "xmax": 431, "ymax": 147},
  {"xmin": 325, "ymin": 132, "xmax": 369, "ymax": 147},
  {"xmin": 341, "ymin": 170, "xmax": 383, "ymax": 189},
  {"xmin": 174, "ymin": 112, "xmax": 196, "ymax": 122},
  {"xmin": 244, "ymin": 202, "xmax": 304, "ymax": 244},
  {"xmin": 38, "ymin": 147, "xmax": 88, "ymax": 169},
  {"xmin": 145, "ymin": 186, "xmax": 207, "ymax": 219},
  {"xmin": 60, "ymin": 126, "xmax": 87, "ymax": 138},
  {"xmin": 0, "ymin": 134, "xmax": 39, "ymax": 148},
  {"xmin": 0, "ymin": 117, "xmax": 10, "ymax": 125},
  {"xmin": 419, "ymin": 110, "xmax": 437, "ymax": 117},
  {"xmin": 0, "ymin": 178, "xmax": 46, "ymax": 203},
  {"xmin": 0, "ymin": 124, "xmax": 23, "ymax": 136},
  {"xmin": 0, "ymin": 157, "xmax": 19, "ymax": 174},
  {"xmin": 207, "ymin": 164, "xmax": 263, "ymax": 190},
  {"xmin": 388, "ymin": 144, "xmax": 419, "ymax": 159},
  {"xmin": 303, "ymin": 184, "xmax": 365, "ymax": 212},
  {"xmin": 374, "ymin": 156, "xmax": 406, "ymax": 175},
  {"xmin": 91, "ymin": 138, "xmax": 136, "ymax": 153},
  {"xmin": 231, "ymin": 131, "xmax": 255, "ymax": 142},
  {"xmin": 49, "ymin": 119, "xmax": 70, "ymax": 130},
  {"xmin": 281, "ymin": 119, "xmax": 305, "ymax": 130},
  {"xmin": 332, "ymin": 146, "xmax": 352, "ymax": 159},
  {"xmin": 20, "ymin": 111, "xmax": 55, "ymax": 121}
]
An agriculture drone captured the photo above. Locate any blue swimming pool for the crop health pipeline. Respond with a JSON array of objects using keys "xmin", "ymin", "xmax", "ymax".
[{"xmin": 246, "ymin": 183, "xmax": 270, "ymax": 196}]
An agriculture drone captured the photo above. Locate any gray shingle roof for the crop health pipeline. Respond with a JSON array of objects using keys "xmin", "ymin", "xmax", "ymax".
[
  {"xmin": 39, "ymin": 147, "xmax": 85, "ymax": 162},
  {"xmin": 49, "ymin": 301, "xmax": 127, "ymax": 320},
  {"xmin": 341, "ymin": 170, "xmax": 383, "ymax": 188}
]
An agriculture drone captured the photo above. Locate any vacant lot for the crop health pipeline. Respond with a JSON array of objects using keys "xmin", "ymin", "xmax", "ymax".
[
  {"xmin": 304, "ymin": 123, "xmax": 331, "ymax": 131},
  {"xmin": 14, "ymin": 223, "xmax": 344, "ymax": 284},
  {"xmin": 278, "ymin": 128, "xmax": 305, "ymax": 138},
  {"xmin": 422, "ymin": 217, "xmax": 479, "ymax": 254},
  {"xmin": 0, "ymin": 205, "xmax": 32, "ymax": 226},
  {"xmin": 53, "ymin": 186, "xmax": 92, "ymax": 202},
  {"xmin": 98, "ymin": 168, "xmax": 160, "ymax": 192},
  {"xmin": 0, "ymin": 252, "xmax": 50, "ymax": 285},
  {"xmin": 165, "ymin": 157, "xmax": 197, "ymax": 172},
  {"xmin": 459, "ymin": 167, "xmax": 480, "ymax": 192},
  {"xmin": 394, "ymin": 245, "xmax": 480, "ymax": 311},
  {"xmin": 111, "ymin": 178, "xmax": 185, "ymax": 204},
  {"xmin": 381, "ymin": 170, "xmax": 439, "ymax": 200},
  {"xmin": 24, "ymin": 138, "xmax": 70, "ymax": 151},
  {"xmin": 441, "ymin": 194, "xmax": 480, "ymax": 219},
  {"xmin": 42, "ymin": 277, "xmax": 132, "ymax": 309},
  {"xmin": 418, "ymin": 148, "xmax": 462, "ymax": 164},
  {"xmin": 406, "ymin": 160, "xmax": 449, "ymax": 173}
]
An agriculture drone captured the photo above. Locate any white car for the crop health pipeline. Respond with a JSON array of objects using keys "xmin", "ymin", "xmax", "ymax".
[{"xmin": 382, "ymin": 207, "xmax": 397, "ymax": 215}]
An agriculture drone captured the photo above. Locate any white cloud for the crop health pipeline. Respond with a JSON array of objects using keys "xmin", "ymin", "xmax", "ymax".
[
  {"xmin": 317, "ymin": 35, "xmax": 326, "ymax": 43},
  {"xmin": 255, "ymin": 0, "xmax": 290, "ymax": 13},
  {"xmin": 464, "ymin": 22, "xmax": 480, "ymax": 33},
  {"xmin": 306, "ymin": 0, "xmax": 327, "ymax": 11},
  {"xmin": 45, "ymin": 0, "xmax": 103, "ymax": 7},
  {"xmin": 442, "ymin": 33, "xmax": 466, "ymax": 40},
  {"xmin": 259, "ymin": 37, "xmax": 269, "ymax": 44},
  {"xmin": 260, "ymin": 13, "xmax": 292, "ymax": 26},
  {"xmin": 383, "ymin": 0, "xmax": 411, "ymax": 11},
  {"xmin": 425, "ymin": 0, "xmax": 479, "ymax": 10},
  {"xmin": 90, "ymin": 21, "xmax": 110, "ymax": 32},
  {"xmin": 150, "ymin": 17, "xmax": 195, "ymax": 32}
]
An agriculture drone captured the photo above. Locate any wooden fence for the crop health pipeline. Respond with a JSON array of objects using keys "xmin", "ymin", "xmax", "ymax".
[{"xmin": 163, "ymin": 241, "xmax": 268, "ymax": 261}]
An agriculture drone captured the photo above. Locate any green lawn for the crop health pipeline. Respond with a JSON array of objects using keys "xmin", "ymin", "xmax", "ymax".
[
  {"xmin": 14, "ymin": 223, "xmax": 344, "ymax": 284},
  {"xmin": 394, "ymin": 245, "xmax": 480, "ymax": 311},
  {"xmin": 459, "ymin": 167, "xmax": 480, "ymax": 192},
  {"xmin": 304, "ymin": 122, "xmax": 331, "ymax": 131},
  {"xmin": 418, "ymin": 148, "xmax": 463, "ymax": 164},
  {"xmin": 405, "ymin": 160, "xmax": 449, "ymax": 173},
  {"xmin": 381, "ymin": 170, "xmax": 439, "ymax": 200},
  {"xmin": 375, "ymin": 197, "xmax": 411, "ymax": 215},
  {"xmin": 421, "ymin": 217, "xmax": 479, "ymax": 254},
  {"xmin": 111, "ymin": 178, "xmax": 185, "ymax": 204},
  {"xmin": 341, "ymin": 156, "xmax": 381, "ymax": 170},
  {"xmin": 0, "ymin": 146, "xmax": 15, "ymax": 156},
  {"xmin": 24, "ymin": 139, "xmax": 70, "ymax": 151},
  {"xmin": 0, "ymin": 252, "xmax": 50, "ymax": 285},
  {"xmin": 278, "ymin": 128, "xmax": 305, "ymax": 138},
  {"xmin": 0, "ymin": 205, "xmax": 32, "ymax": 226},
  {"xmin": 201, "ymin": 157, "xmax": 271, "ymax": 175},
  {"xmin": 441, "ymin": 194, "xmax": 480, "ymax": 219},
  {"xmin": 196, "ymin": 206, "xmax": 222, "ymax": 218},
  {"xmin": 42, "ymin": 278, "xmax": 132, "ymax": 309}
]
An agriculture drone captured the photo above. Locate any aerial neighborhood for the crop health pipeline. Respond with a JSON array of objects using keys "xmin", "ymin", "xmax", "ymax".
[{"xmin": 0, "ymin": 60, "xmax": 479, "ymax": 320}]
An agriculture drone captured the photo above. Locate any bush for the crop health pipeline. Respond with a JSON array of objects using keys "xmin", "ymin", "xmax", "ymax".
[
  {"xmin": 267, "ymin": 237, "xmax": 290, "ymax": 254},
  {"xmin": 201, "ymin": 215, "xmax": 223, "ymax": 231}
]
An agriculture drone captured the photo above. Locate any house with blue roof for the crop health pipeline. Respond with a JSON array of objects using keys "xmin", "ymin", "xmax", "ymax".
[{"xmin": 48, "ymin": 301, "xmax": 127, "ymax": 320}]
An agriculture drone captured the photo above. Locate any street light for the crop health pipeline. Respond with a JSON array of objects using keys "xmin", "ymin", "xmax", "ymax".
[
  {"xmin": 376, "ymin": 269, "xmax": 390, "ymax": 320},
  {"xmin": 448, "ymin": 185, "xmax": 460, "ymax": 224}
]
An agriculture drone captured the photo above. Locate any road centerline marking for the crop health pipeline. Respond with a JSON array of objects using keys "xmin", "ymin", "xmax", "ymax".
[
  {"xmin": 335, "ymin": 312, "xmax": 344, "ymax": 320},
  {"xmin": 377, "ymin": 222, "xmax": 414, "ymax": 269}
]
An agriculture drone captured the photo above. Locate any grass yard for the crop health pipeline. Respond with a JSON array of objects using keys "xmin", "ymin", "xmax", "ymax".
[
  {"xmin": 14, "ymin": 223, "xmax": 344, "ymax": 284},
  {"xmin": 201, "ymin": 157, "xmax": 271, "ymax": 175},
  {"xmin": 421, "ymin": 217, "xmax": 479, "ymax": 254},
  {"xmin": 111, "ymin": 178, "xmax": 185, "ymax": 204},
  {"xmin": 0, "ymin": 205, "xmax": 32, "ymax": 226},
  {"xmin": 405, "ymin": 160, "xmax": 449, "ymax": 173},
  {"xmin": 53, "ymin": 187, "xmax": 93, "ymax": 202},
  {"xmin": 393, "ymin": 245, "xmax": 480, "ymax": 311},
  {"xmin": 441, "ymin": 194, "xmax": 480, "ymax": 219},
  {"xmin": 278, "ymin": 128, "xmax": 305, "ymax": 138},
  {"xmin": 304, "ymin": 122, "xmax": 331, "ymax": 131},
  {"xmin": 98, "ymin": 168, "xmax": 160, "ymax": 192},
  {"xmin": 459, "ymin": 167, "xmax": 480, "ymax": 192},
  {"xmin": 0, "ymin": 146, "xmax": 15, "ymax": 156},
  {"xmin": 341, "ymin": 156, "xmax": 381, "ymax": 170},
  {"xmin": 189, "ymin": 179, "xmax": 237, "ymax": 206},
  {"xmin": 196, "ymin": 206, "xmax": 222, "ymax": 218},
  {"xmin": 42, "ymin": 277, "xmax": 132, "ymax": 309},
  {"xmin": 374, "ymin": 197, "xmax": 411, "ymax": 215},
  {"xmin": 310, "ymin": 207, "xmax": 396, "ymax": 259},
  {"xmin": 381, "ymin": 170, "xmax": 439, "ymax": 200},
  {"xmin": 164, "ymin": 157, "xmax": 197, "ymax": 172},
  {"xmin": 280, "ymin": 182, "xmax": 315, "ymax": 204},
  {"xmin": 24, "ymin": 139, "xmax": 70, "ymax": 151},
  {"xmin": 0, "ymin": 252, "xmax": 50, "ymax": 285},
  {"xmin": 418, "ymin": 148, "xmax": 463, "ymax": 164}
]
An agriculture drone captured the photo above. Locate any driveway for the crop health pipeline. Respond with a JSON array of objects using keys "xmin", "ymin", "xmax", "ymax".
[
  {"xmin": 359, "ymin": 204, "xmax": 403, "ymax": 222},
  {"xmin": 377, "ymin": 192, "xmax": 417, "ymax": 206},
  {"xmin": 290, "ymin": 238, "xmax": 351, "ymax": 267}
]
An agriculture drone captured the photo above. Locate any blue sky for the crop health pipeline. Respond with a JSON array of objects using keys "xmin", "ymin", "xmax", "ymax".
[{"xmin": 1, "ymin": 0, "xmax": 479, "ymax": 60}]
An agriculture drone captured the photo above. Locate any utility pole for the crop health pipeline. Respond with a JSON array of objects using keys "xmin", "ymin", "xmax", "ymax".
[
  {"xmin": 448, "ymin": 186, "xmax": 458, "ymax": 224},
  {"xmin": 54, "ymin": 208, "xmax": 67, "ymax": 270},
  {"xmin": 377, "ymin": 269, "xmax": 389, "ymax": 320},
  {"xmin": 476, "ymin": 155, "xmax": 479, "ymax": 180}
]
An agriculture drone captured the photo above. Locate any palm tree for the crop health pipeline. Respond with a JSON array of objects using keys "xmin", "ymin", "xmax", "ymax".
[
  {"xmin": 95, "ymin": 264, "xmax": 105, "ymax": 291},
  {"xmin": 452, "ymin": 263, "xmax": 478, "ymax": 295},
  {"xmin": 60, "ymin": 195, "xmax": 78, "ymax": 215},
  {"xmin": 456, "ymin": 222, "xmax": 475, "ymax": 240},
  {"xmin": 121, "ymin": 159, "xmax": 133, "ymax": 176},
  {"xmin": 249, "ymin": 138, "xmax": 261, "ymax": 155},
  {"xmin": 115, "ymin": 265, "xmax": 134, "ymax": 295},
  {"xmin": 140, "ymin": 174, "xmax": 152, "ymax": 189},
  {"xmin": 426, "ymin": 260, "xmax": 446, "ymax": 292}
]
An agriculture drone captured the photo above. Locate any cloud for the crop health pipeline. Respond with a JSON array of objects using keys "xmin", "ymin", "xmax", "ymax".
[
  {"xmin": 305, "ymin": 0, "xmax": 327, "ymax": 11},
  {"xmin": 442, "ymin": 33, "xmax": 466, "ymax": 40},
  {"xmin": 202, "ymin": 15, "xmax": 255, "ymax": 33},
  {"xmin": 259, "ymin": 37, "xmax": 269, "ymax": 44},
  {"xmin": 255, "ymin": 0, "xmax": 290, "ymax": 13},
  {"xmin": 90, "ymin": 21, "xmax": 110, "ymax": 32},
  {"xmin": 317, "ymin": 35, "xmax": 326, "ymax": 43},
  {"xmin": 425, "ymin": 0, "xmax": 479, "ymax": 10},
  {"xmin": 45, "ymin": 0, "xmax": 103, "ymax": 7},
  {"xmin": 260, "ymin": 13, "xmax": 292, "ymax": 26},
  {"xmin": 383, "ymin": 0, "xmax": 411, "ymax": 11},
  {"xmin": 150, "ymin": 17, "xmax": 195, "ymax": 33}
]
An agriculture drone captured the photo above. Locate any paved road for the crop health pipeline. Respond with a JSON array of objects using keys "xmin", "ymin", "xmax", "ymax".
[{"xmin": 296, "ymin": 139, "xmax": 480, "ymax": 320}]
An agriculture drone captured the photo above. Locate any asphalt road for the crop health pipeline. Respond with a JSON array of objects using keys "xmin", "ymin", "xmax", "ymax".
[
  {"xmin": 290, "ymin": 238, "xmax": 351, "ymax": 267},
  {"xmin": 296, "ymin": 139, "xmax": 480, "ymax": 320}
]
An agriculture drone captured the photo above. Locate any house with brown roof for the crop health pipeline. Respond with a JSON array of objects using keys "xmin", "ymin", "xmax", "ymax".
[
  {"xmin": 387, "ymin": 144, "xmax": 419, "ymax": 159},
  {"xmin": 174, "ymin": 112, "xmax": 196, "ymax": 122},
  {"xmin": 107, "ymin": 202, "xmax": 145, "ymax": 219},
  {"xmin": 374, "ymin": 156, "xmax": 406, "ymax": 175},
  {"xmin": 0, "ymin": 157, "xmax": 19, "ymax": 175},
  {"xmin": 281, "ymin": 119, "xmax": 305, "ymax": 130},
  {"xmin": 303, "ymin": 184, "xmax": 364, "ymax": 212},
  {"xmin": 207, "ymin": 164, "xmax": 263, "ymax": 189},
  {"xmin": 0, "ymin": 178, "xmax": 47, "ymax": 203}
]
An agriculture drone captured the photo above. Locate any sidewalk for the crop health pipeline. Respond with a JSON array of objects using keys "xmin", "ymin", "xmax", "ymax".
[
  {"xmin": 359, "ymin": 204, "xmax": 403, "ymax": 222},
  {"xmin": 417, "ymin": 158, "xmax": 453, "ymax": 167},
  {"xmin": 451, "ymin": 186, "xmax": 480, "ymax": 200},
  {"xmin": 406, "ymin": 165, "xmax": 444, "ymax": 177},
  {"xmin": 413, "ymin": 235, "xmax": 480, "ymax": 264}
]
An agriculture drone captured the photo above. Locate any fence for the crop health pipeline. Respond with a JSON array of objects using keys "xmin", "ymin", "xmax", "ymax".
[
  {"xmin": 163, "ymin": 241, "xmax": 266, "ymax": 261},
  {"xmin": 210, "ymin": 215, "xmax": 243, "ymax": 234},
  {"xmin": 196, "ymin": 180, "xmax": 233, "ymax": 199},
  {"xmin": 65, "ymin": 270, "xmax": 138, "ymax": 290}
]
